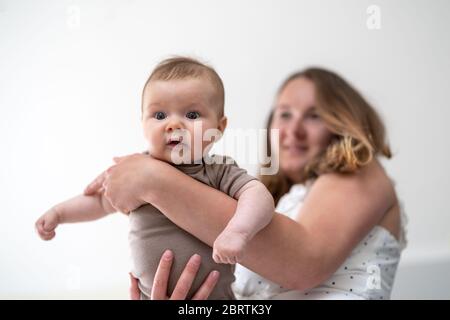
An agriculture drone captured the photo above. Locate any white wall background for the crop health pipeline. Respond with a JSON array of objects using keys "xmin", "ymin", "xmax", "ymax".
[{"xmin": 1, "ymin": 0, "xmax": 449, "ymax": 299}]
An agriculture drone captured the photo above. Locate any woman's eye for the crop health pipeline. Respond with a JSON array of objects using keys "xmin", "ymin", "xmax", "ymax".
[
  {"xmin": 154, "ymin": 112, "xmax": 166, "ymax": 120},
  {"xmin": 186, "ymin": 111, "xmax": 200, "ymax": 120},
  {"xmin": 307, "ymin": 113, "xmax": 320, "ymax": 120},
  {"xmin": 279, "ymin": 112, "xmax": 291, "ymax": 119}
]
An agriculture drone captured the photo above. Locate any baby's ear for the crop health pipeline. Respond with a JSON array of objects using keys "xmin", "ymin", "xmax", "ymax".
[{"xmin": 217, "ymin": 116, "xmax": 227, "ymax": 134}]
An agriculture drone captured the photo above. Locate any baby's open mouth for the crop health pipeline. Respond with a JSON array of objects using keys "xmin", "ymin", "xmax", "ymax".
[
  {"xmin": 168, "ymin": 141, "xmax": 181, "ymax": 146},
  {"xmin": 167, "ymin": 136, "xmax": 184, "ymax": 147}
]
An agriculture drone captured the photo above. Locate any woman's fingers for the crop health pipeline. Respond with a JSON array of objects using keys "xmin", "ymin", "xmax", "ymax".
[
  {"xmin": 85, "ymin": 153, "xmax": 144, "ymax": 196},
  {"xmin": 151, "ymin": 250, "xmax": 174, "ymax": 300},
  {"xmin": 170, "ymin": 254, "xmax": 202, "ymax": 300},
  {"xmin": 129, "ymin": 273, "xmax": 141, "ymax": 300},
  {"xmin": 192, "ymin": 270, "xmax": 220, "ymax": 300},
  {"xmin": 84, "ymin": 171, "xmax": 107, "ymax": 195},
  {"xmin": 84, "ymin": 153, "xmax": 132, "ymax": 195},
  {"xmin": 148, "ymin": 251, "xmax": 217, "ymax": 300}
]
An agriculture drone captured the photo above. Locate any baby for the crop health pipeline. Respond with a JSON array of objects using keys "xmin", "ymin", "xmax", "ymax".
[{"xmin": 35, "ymin": 57, "xmax": 274, "ymax": 299}]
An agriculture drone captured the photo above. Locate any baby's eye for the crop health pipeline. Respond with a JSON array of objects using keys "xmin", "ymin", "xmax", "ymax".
[
  {"xmin": 154, "ymin": 112, "xmax": 166, "ymax": 120},
  {"xmin": 186, "ymin": 111, "xmax": 200, "ymax": 120}
]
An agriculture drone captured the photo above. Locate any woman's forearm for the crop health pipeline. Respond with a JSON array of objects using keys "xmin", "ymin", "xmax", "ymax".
[{"xmin": 141, "ymin": 162, "xmax": 325, "ymax": 290}]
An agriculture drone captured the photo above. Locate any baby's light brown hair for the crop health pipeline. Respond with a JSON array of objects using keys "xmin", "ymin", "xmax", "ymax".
[{"xmin": 141, "ymin": 56, "xmax": 225, "ymax": 117}]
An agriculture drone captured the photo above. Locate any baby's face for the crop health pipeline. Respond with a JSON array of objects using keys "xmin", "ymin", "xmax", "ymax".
[{"xmin": 142, "ymin": 78, "xmax": 227, "ymax": 164}]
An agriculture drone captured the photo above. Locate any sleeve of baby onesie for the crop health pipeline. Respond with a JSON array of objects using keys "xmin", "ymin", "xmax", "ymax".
[{"xmin": 206, "ymin": 155, "xmax": 257, "ymax": 199}]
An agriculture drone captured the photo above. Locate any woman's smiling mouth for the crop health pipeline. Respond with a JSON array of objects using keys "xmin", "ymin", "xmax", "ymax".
[{"xmin": 283, "ymin": 145, "xmax": 309, "ymax": 155}]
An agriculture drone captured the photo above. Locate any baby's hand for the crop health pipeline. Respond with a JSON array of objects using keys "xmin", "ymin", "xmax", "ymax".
[
  {"xmin": 212, "ymin": 229, "xmax": 249, "ymax": 264},
  {"xmin": 35, "ymin": 207, "xmax": 61, "ymax": 241}
]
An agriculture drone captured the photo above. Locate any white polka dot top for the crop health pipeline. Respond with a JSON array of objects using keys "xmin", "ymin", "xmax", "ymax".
[{"xmin": 232, "ymin": 181, "xmax": 407, "ymax": 300}]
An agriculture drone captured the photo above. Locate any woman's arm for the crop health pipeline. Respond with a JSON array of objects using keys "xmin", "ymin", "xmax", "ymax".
[
  {"xmin": 134, "ymin": 161, "xmax": 318, "ymax": 289},
  {"xmin": 100, "ymin": 154, "xmax": 394, "ymax": 290}
]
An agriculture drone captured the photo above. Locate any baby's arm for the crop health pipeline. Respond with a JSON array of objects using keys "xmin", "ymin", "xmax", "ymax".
[
  {"xmin": 213, "ymin": 180, "xmax": 274, "ymax": 264},
  {"xmin": 35, "ymin": 192, "xmax": 116, "ymax": 241}
]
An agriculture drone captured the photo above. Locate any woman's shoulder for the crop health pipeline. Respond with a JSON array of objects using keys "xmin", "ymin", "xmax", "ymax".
[{"xmin": 312, "ymin": 158, "xmax": 396, "ymax": 213}]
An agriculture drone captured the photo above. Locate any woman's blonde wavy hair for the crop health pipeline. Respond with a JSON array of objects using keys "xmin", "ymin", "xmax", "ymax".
[{"xmin": 261, "ymin": 68, "xmax": 392, "ymax": 205}]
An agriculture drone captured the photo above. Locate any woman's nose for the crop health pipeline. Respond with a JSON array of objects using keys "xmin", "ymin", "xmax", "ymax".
[{"xmin": 286, "ymin": 117, "xmax": 307, "ymax": 140}]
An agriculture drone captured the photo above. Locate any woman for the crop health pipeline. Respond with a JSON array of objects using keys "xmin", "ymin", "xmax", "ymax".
[{"xmin": 86, "ymin": 67, "xmax": 406, "ymax": 299}]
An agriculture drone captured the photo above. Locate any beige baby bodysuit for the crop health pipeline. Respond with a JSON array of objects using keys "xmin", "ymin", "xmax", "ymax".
[{"xmin": 129, "ymin": 154, "xmax": 256, "ymax": 300}]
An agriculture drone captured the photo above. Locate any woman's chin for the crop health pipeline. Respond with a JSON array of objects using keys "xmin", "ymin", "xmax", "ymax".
[
  {"xmin": 281, "ymin": 158, "xmax": 307, "ymax": 171},
  {"xmin": 280, "ymin": 165, "xmax": 305, "ymax": 181}
]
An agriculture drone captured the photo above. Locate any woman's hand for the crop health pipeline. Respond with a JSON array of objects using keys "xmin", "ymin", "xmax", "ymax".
[
  {"xmin": 129, "ymin": 250, "xmax": 220, "ymax": 300},
  {"xmin": 129, "ymin": 272, "xmax": 141, "ymax": 300},
  {"xmin": 84, "ymin": 153, "xmax": 161, "ymax": 213},
  {"xmin": 84, "ymin": 155, "xmax": 134, "ymax": 196}
]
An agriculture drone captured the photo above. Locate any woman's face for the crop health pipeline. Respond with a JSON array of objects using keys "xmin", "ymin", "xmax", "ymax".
[{"xmin": 271, "ymin": 77, "xmax": 333, "ymax": 182}]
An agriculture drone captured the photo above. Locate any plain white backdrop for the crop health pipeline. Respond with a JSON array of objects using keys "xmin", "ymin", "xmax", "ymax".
[{"xmin": 1, "ymin": 0, "xmax": 449, "ymax": 299}]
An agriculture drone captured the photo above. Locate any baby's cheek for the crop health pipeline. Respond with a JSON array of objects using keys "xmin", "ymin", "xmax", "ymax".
[
  {"xmin": 201, "ymin": 140, "xmax": 213, "ymax": 150},
  {"xmin": 186, "ymin": 133, "xmax": 198, "ymax": 151},
  {"xmin": 148, "ymin": 129, "xmax": 161, "ymax": 143},
  {"xmin": 142, "ymin": 128, "xmax": 153, "ymax": 143},
  {"xmin": 145, "ymin": 134, "xmax": 161, "ymax": 152}
]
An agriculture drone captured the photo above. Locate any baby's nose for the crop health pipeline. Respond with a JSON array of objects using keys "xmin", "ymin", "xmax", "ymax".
[{"xmin": 166, "ymin": 118, "xmax": 183, "ymax": 132}]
